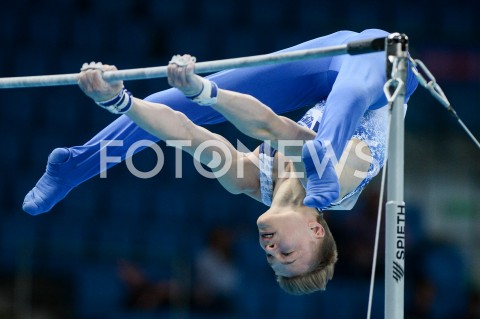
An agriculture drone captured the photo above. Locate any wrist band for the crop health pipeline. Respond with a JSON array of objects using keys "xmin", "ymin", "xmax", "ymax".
[
  {"xmin": 95, "ymin": 88, "xmax": 133, "ymax": 114},
  {"xmin": 185, "ymin": 78, "xmax": 218, "ymax": 106}
]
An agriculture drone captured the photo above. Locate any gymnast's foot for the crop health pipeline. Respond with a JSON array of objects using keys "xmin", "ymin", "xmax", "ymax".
[
  {"xmin": 302, "ymin": 140, "xmax": 340, "ymax": 210},
  {"xmin": 23, "ymin": 148, "xmax": 76, "ymax": 215}
]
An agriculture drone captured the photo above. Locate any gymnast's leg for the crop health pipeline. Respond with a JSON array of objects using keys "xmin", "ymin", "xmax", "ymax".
[
  {"xmin": 22, "ymin": 89, "xmax": 195, "ymax": 215},
  {"xmin": 301, "ymin": 31, "xmax": 390, "ymax": 209},
  {"xmin": 302, "ymin": 32, "xmax": 418, "ymax": 209}
]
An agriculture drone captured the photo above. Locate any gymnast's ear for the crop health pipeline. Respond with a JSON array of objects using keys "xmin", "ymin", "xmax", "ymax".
[{"xmin": 308, "ymin": 221, "xmax": 325, "ymax": 238}]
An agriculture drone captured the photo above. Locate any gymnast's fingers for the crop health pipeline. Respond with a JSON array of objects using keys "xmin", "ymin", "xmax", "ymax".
[{"xmin": 78, "ymin": 62, "xmax": 123, "ymax": 102}]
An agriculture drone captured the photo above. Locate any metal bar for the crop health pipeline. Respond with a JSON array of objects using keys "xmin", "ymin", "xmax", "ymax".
[
  {"xmin": 0, "ymin": 46, "xmax": 346, "ymax": 88},
  {"xmin": 385, "ymin": 33, "xmax": 408, "ymax": 319},
  {"xmin": 0, "ymin": 37, "xmax": 386, "ymax": 89}
]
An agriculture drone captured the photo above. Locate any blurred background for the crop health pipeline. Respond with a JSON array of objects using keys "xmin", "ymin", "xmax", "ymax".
[{"xmin": 0, "ymin": 0, "xmax": 479, "ymax": 318}]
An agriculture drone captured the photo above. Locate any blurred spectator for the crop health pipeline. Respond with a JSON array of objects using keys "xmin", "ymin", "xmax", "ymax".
[
  {"xmin": 0, "ymin": 286, "xmax": 13, "ymax": 319},
  {"xmin": 190, "ymin": 227, "xmax": 240, "ymax": 314},
  {"xmin": 408, "ymin": 277, "xmax": 437, "ymax": 319},
  {"xmin": 117, "ymin": 227, "xmax": 240, "ymax": 315},
  {"xmin": 464, "ymin": 289, "xmax": 480, "ymax": 319},
  {"xmin": 329, "ymin": 191, "xmax": 386, "ymax": 279},
  {"xmin": 117, "ymin": 259, "xmax": 181, "ymax": 311}
]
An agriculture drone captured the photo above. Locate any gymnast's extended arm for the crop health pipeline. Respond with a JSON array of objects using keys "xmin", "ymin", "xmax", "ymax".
[
  {"xmin": 167, "ymin": 55, "xmax": 315, "ymax": 153},
  {"xmin": 167, "ymin": 55, "xmax": 370, "ymax": 194},
  {"xmin": 78, "ymin": 62, "xmax": 261, "ymax": 198}
]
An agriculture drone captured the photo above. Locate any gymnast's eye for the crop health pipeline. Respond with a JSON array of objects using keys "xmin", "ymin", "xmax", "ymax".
[{"xmin": 282, "ymin": 252, "xmax": 292, "ymax": 256}]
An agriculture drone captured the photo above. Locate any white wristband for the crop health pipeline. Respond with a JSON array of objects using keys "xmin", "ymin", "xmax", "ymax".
[
  {"xmin": 185, "ymin": 78, "xmax": 218, "ymax": 106},
  {"xmin": 95, "ymin": 88, "xmax": 133, "ymax": 114}
]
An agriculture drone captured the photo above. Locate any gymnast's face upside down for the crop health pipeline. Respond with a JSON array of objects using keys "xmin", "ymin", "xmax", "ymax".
[{"xmin": 256, "ymin": 205, "xmax": 325, "ymax": 277}]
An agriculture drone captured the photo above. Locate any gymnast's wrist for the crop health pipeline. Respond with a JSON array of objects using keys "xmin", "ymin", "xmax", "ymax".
[
  {"xmin": 185, "ymin": 77, "xmax": 218, "ymax": 106},
  {"xmin": 95, "ymin": 87, "xmax": 133, "ymax": 114}
]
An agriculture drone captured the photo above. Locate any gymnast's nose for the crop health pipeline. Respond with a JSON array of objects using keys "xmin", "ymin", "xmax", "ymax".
[{"xmin": 265, "ymin": 243, "xmax": 276, "ymax": 251}]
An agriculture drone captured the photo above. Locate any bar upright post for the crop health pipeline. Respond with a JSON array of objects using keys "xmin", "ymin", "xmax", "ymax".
[{"xmin": 385, "ymin": 33, "xmax": 409, "ymax": 319}]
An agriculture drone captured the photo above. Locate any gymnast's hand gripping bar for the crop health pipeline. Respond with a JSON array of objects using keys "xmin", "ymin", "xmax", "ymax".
[{"xmin": 0, "ymin": 37, "xmax": 385, "ymax": 89}]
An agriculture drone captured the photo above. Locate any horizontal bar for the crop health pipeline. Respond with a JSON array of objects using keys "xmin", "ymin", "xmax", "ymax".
[
  {"xmin": 347, "ymin": 37, "xmax": 386, "ymax": 55},
  {"xmin": 0, "ymin": 37, "xmax": 386, "ymax": 89}
]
